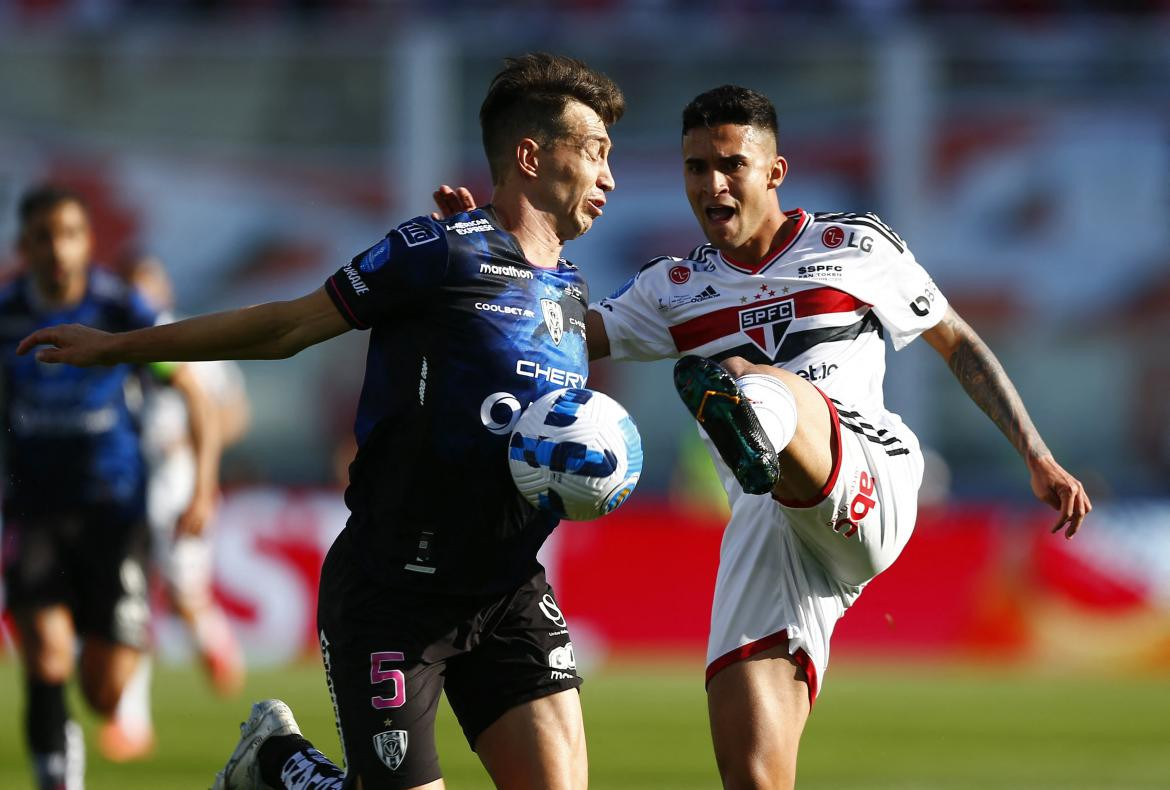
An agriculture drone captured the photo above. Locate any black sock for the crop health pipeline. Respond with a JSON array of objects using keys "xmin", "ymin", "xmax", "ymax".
[
  {"xmin": 26, "ymin": 680, "xmax": 70, "ymax": 788},
  {"xmin": 258, "ymin": 733, "xmax": 345, "ymax": 789},
  {"xmin": 26, "ymin": 680, "xmax": 67, "ymax": 753}
]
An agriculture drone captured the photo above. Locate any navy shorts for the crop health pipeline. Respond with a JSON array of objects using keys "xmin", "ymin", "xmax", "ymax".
[
  {"xmin": 1, "ymin": 502, "xmax": 151, "ymax": 649},
  {"xmin": 317, "ymin": 529, "xmax": 581, "ymax": 789}
]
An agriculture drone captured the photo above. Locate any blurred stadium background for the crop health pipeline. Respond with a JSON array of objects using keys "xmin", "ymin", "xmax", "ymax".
[{"xmin": 2, "ymin": 1, "xmax": 1170, "ymax": 787}]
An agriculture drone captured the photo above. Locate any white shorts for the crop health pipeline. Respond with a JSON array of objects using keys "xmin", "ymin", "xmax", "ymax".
[{"xmin": 705, "ymin": 394, "xmax": 923, "ymax": 702}]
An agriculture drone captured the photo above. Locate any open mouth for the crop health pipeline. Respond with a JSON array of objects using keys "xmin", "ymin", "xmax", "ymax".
[
  {"xmin": 705, "ymin": 206, "xmax": 735, "ymax": 224},
  {"xmin": 586, "ymin": 198, "xmax": 606, "ymax": 217}
]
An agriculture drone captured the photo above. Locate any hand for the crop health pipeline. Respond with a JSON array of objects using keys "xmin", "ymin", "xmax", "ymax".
[
  {"xmin": 17, "ymin": 323, "xmax": 114, "ymax": 366},
  {"xmin": 1027, "ymin": 454, "xmax": 1092, "ymax": 538},
  {"xmin": 176, "ymin": 489, "xmax": 217, "ymax": 537},
  {"xmin": 430, "ymin": 184, "xmax": 478, "ymax": 220}
]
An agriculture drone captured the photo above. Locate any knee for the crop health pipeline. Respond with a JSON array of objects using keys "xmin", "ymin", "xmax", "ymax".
[
  {"xmin": 23, "ymin": 646, "xmax": 75, "ymax": 686},
  {"xmin": 718, "ymin": 753, "xmax": 796, "ymax": 790},
  {"xmin": 719, "ymin": 356, "xmax": 755, "ymax": 379}
]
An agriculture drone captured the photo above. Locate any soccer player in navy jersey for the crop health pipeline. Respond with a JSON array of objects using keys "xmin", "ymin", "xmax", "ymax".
[
  {"xmin": 1, "ymin": 185, "xmax": 221, "ymax": 787},
  {"xmin": 436, "ymin": 84, "xmax": 1091, "ymax": 790},
  {"xmin": 20, "ymin": 53, "xmax": 624, "ymax": 790}
]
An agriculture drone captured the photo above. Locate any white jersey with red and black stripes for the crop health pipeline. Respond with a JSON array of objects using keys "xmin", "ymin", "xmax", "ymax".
[
  {"xmin": 595, "ymin": 209, "xmax": 946, "ymax": 697},
  {"xmin": 594, "ymin": 208, "xmax": 948, "ymax": 420}
]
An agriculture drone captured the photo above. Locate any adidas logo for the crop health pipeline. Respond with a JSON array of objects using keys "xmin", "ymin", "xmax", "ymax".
[{"xmin": 690, "ymin": 285, "xmax": 720, "ymax": 304}]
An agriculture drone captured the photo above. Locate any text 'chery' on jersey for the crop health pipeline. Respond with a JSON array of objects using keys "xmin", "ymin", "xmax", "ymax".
[
  {"xmin": 325, "ymin": 207, "xmax": 589, "ymax": 594},
  {"xmin": 0, "ymin": 270, "xmax": 159, "ymax": 515},
  {"xmin": 595, "ymin": 209, "xmax": 948, "ymax": 421}
]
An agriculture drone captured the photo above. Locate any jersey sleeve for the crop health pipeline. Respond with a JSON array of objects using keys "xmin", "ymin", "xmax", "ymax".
[
  {"xmin": 590, "ymin": 259, "xmax": 678, "ymax": 361},
  {"xmin": 325, "ymin": 215, "xmax": 450, "ymax": 330},
  {"xmin": 853, "ymin": 229, "xmax": 949, "ymax": 351}
]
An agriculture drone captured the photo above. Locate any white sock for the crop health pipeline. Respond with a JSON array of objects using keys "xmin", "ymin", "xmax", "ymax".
[
  {"xmin": 737, "ymin": 374, "xmax": 799, "ymax": 451},
  {"xmin": 113, "ymin": 654, "xmax": 153, "ymax": 735}
]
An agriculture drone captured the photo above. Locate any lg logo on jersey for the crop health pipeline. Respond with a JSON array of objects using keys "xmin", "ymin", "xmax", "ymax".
[{"xmin": 821, "ymin": 226, "xmax": 874, "ymax": 253}]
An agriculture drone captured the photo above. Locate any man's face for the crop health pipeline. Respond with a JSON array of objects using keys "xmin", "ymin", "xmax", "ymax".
[
  {"xmin": 539, "ymin": 100, "xmax": 616, "ymax": 242},
  {"xmin": 19, "ymin": 199, "xmax": 93, "ymax": 295},
  {"xmin": 682, "ymin": 123, "xmax": 786, "ymax": 252}
]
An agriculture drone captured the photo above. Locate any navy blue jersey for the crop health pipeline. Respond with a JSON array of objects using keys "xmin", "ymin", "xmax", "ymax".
[
  {"xmin": 0, "ymin": 270, "xmax": 159, "ymax": 514},
  {"xmin": 325, "ymin": 207, "xmax": 589, "ymax": 594}
]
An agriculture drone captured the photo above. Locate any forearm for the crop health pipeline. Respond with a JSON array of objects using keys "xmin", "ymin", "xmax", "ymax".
[
  {"xmin": 177, "ymin": 368, "xmax": 222, "ymax": 503},
  {"xmin": 111, "ymin": 302, "xmax": 309, "ymax": 364},
  {"xmin": 935, "ymin": 312, "xmax": 1050, "ymax": 461}
]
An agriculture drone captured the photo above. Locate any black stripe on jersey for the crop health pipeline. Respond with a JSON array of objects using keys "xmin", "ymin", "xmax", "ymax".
[
  {"xmin": 638, "ymin": 255, "xmax": 674, "ymax": 275},
  {"xmin": 776, "ymin": 311, "xmax": 883, "ymax": 362},
  {"xmin": 707, "ymin": 312, "xmax": 882, "ymax": 368},
  {"xmin": 690, "ymin": 242, "xmax": 715, "ymax": 260},
  {"xmin": 815, "ymin": 212, "xmax": 905, "ymax": 254}
]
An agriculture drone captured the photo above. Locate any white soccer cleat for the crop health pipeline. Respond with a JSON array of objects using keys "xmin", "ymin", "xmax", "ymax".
[{"xmin": 211, "ymin": 699, "xmax": 301, "ymax": 790}]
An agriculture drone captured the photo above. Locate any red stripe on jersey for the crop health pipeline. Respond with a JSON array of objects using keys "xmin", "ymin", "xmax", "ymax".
[
  {"xmin": 721, "ymin": 209, "xmax": 808, "ymax": 274},
  {"xmin": 327, "ymin": 277, "xmax": 368, "ymax": 330},
  {"xmin": 705, "ymin": 629, "xmax": 819, "ymax": 705},
  {"xmin": 669, "ymin": 286, "xmax": 869, "ymax": 352}
]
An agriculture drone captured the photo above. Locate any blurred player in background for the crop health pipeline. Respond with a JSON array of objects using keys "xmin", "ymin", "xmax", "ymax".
[
  {"xmin": 0, "ymin": 185, "xmax": 220, "ymax": 788},
  {"xmin": 19, "ymin": 52, "xmax": 623, "ymax": 790},
  {"xmin": 436, "ymin": 84, "xmax": 1091, "ymax": 789},
  {"xmin": 99, "ymin": 252, "xmax": 248, "ymax": 762}
]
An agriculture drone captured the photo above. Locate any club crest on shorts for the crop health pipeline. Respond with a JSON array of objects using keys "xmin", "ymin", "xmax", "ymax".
[
  {"xmin": 541, "ymin": 298, "xmax": 564, "ymax": 345},
  {"xmin": 373, "ymin": 730, "xmax": 408, "ymax": 771}
]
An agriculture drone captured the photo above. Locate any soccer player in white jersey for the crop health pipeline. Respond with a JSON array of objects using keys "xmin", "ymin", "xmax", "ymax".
[
  {"xmin": 436, "ymin": 84, "xmax": 1091, "ymax": 789},
  {"xmin": 99, "ymin": 254, "xmax": 250, "ymax": 761}
]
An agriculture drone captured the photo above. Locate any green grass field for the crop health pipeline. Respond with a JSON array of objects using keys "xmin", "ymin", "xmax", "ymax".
[{"xmin": 2, "ymin": 657, "xmax": 1168, "ymax": 789}]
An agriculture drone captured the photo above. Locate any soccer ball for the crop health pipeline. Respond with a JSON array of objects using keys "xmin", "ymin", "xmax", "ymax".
[{"xmin": 508, "ymin": 388, "xmax": 642, "ymax": 521}]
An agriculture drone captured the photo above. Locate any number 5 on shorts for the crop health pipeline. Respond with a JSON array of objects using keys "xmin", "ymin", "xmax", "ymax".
[{"xmin": 370, "ymin": 651, "xmax": 406, "ymax": 709}]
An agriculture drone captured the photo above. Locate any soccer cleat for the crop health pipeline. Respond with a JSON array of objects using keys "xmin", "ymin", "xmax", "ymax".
[
  {"xmin": 673, "ymin": 355, "xmax": 780, "ymax": 495},
  {"xmin": 212, "ymin": 699, "xmax": 301, "ymax": 790}
]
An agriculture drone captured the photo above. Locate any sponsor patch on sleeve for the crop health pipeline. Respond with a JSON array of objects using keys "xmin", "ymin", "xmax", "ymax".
[
  {"xmin": 358, "ymin": 237, "xmax": 392, "ymax": 273},
  {"xmin": 397, "ymin": 220, "xmax": 441, "ymax": 248}
]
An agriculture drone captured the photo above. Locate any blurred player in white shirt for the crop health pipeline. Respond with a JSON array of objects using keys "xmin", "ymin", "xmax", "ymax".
[
  {"xmin": 103, "ymin": 254, "xmax": 249, "ymax": 760},
  {"xmin": 436, "ymin": 84, "xmax": 1091, "ymax": 789}
]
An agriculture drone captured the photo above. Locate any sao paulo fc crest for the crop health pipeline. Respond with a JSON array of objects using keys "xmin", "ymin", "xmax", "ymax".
[
  {"xmin": 373, "ymin": 730, "xmax": 408, "ymax": 771},
  {"xmin": 540, "ymin": 298, "xmax": 564, "ymax": 345},
  {"xmin": 738, "ymin": 299, "xmax": 794, "ymax": 360}
]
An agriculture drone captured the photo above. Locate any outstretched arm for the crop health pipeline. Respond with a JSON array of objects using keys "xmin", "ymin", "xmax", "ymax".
[
  {"xmin": 18, "ymin": 287, "xmax": 350, "ymax": 366},
  {"xmin": 168, "ymin": 363, "xmax": 222, "ymax": 537},
  {"xmin": 921, "ymin": 306, "xmax": 1091, "ymax": 537}
]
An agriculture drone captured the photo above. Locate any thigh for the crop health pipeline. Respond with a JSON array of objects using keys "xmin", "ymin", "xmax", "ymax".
[
  {"xmin": 444, "ymin": 570, "xmax": 583, "ymax": 749},
  {"xmin": 2, "ymin": 511, "xmax": 75, "ymax": 614},
  {"xmin": 74, "ymin": 505, "xmax": 152, "ymax": 650},
  {"xmin": 707, "ymin": 642, "xmax": 810, "ymax": 790},
  {"xmin": 784, "ymin": 399, "xmax": 923, "ymax": 587},
  {"xmin": 706, "ymin": 494, "xmax": 842, "ymax": 703},
  {"xmin": 476, "ymin": 689, "xmax": 586, "ymax": 790},
  {"xmin": 318, "ymin": 534, "xmax": 449, "ymax": 789}
]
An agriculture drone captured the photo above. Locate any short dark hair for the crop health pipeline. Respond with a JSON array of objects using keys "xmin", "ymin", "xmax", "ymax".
[
  {"xmin": 18, "ymin": 184, "xmax": 86, "ymax": 230},
  {"xmin": 480, "ymin": 53, "xmax": 625, "ymax": 184},
  {"xmin": 682, "ymin": 85, "xmax": 779, "ymax": 147}
]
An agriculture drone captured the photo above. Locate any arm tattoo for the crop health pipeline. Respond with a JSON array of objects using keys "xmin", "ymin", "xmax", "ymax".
[{"xmin": 942, "ymin": 313, "xmax": 1050, "ymax": 460}]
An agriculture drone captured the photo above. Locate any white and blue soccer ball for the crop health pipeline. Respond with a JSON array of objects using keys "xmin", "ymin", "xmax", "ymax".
[{"xmin": 508, "ymin": 388, "xmax": 642, "ymax": 521}]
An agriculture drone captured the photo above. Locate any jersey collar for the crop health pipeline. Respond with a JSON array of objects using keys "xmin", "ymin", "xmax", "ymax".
[{"xmin": 719, "ymin": 208, "xmax": 809, "ymax": 275}]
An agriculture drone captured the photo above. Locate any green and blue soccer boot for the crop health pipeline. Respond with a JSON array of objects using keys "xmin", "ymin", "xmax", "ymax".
[{"xmin": 673, "ymin": 355, "xmax": 780, "ymax": 496}]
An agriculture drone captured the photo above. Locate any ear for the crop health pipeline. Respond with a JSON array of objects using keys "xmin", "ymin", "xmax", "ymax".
[
  {"xmin": 516, "ymin": 138, "xmax": 541, "ymax": 180},
  {"xmin": 767, "ymin": 155, "xmax": 788, "ymax": 190}
]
